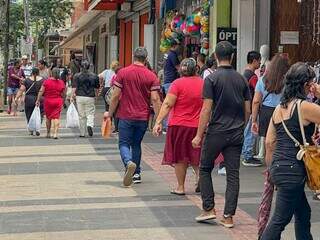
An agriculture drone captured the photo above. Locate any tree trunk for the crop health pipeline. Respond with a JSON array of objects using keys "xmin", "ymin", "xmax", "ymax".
[{"xmin": 2, "ymin": 0, "xmax": 10, "ymax": 106}]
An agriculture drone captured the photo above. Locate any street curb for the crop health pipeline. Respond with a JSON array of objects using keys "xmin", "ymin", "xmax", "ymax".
[{"xmin": 141, "ymin": 143, "xmax": 258, "ymax": 240}]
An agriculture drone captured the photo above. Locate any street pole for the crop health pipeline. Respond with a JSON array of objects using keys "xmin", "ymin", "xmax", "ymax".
[
  {"xmin": 3, "ymin": 0, "xmax": 10, "ymax": 106},
  {"xmin": 23, "ymin": 0, "xmax": 30, "ymax": 60}
]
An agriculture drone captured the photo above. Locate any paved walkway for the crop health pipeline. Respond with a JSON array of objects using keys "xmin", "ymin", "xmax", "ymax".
[{"xmin": 0, "ymin": 107, "xmax": 319, "ymax": 240}]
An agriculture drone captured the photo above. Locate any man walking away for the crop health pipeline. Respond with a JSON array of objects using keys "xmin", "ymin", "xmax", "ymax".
[
  {"xmin": 105, "ymin": 47, "xmax": 162, "ymax": 187},
  {"xmin": 163, "ymin": 40, "xmax": 181, "ymax": 134},
  {"xmin": 163, "ymin": 40, "xmax": 181, "ymax": 93},
  {"xmin": 72, "ymin": 60, "xmax": 100, "ymax": 137},
  {"xmin": 192, "ymin": 41, "xmax": 251, "ymax": 228},
  {"xmin": 241, "ymin": 51, "xmax": 262, "ymax": 167}
]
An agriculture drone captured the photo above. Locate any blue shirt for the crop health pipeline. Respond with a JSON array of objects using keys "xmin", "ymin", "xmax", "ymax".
[
  {"xmin": 164, "ymin": 50, "xmax": 180, "ymax": 84},
  {"xmin": 255, "ymin": 77, "xmax": 282, "ymax": 107}
]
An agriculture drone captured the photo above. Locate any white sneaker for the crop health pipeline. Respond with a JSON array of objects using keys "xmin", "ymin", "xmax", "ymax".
[
  {"xmin": 132, "ymin": 174, "xmax": 141, "ymax": 184},
  {"xmin": 254, "ymin": 155, "xmax": 264, "ymax": 160},
  {"xmin": 218, "ymin": 167, "xmax": 226, "ymax": 176}
]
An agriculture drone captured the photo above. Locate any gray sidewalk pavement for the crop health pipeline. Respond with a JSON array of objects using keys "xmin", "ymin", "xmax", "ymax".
[
  {"xmin": 0, "ymin": 104, "xmax": 319, "ymax": 240},
  {"xmin": 0, "ymin": 107, "xmax": 232, "ymax": 240}
]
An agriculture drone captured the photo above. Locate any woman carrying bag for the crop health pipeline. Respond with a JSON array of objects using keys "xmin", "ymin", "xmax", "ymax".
[
  {"xmin": 36, "ymin": 68, "xmax": 66, "ymax": 139},
  {"xmin": 260, "ymin": 62, "xmax": 320, "ymax": 239},
  {"xmin": 14, "ymin": 67, "xmax": 44, "ymax": 136}
]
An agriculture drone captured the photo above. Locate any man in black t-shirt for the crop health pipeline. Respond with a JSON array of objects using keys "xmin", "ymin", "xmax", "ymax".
[{"xmin": 192, "ymin": 41, "xmax": 251, "ymax": 228}]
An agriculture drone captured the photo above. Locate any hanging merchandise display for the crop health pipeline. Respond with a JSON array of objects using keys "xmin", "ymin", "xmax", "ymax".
[
  {"xmin": 313, "ymin": 0, "xmax": 320, "ymax": 46},
  {"xmin": 160, "ymin": 0, "xmax": 210, "ymax": 56}
]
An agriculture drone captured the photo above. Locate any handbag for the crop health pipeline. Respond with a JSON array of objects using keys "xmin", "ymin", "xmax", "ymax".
[
  {"xmin": 104, "ymin": 87, "xmax": 114, "ymax": 105},
  {"xmin": 281, "ymin": 100, "xmax": 320, "ymax": 190}
]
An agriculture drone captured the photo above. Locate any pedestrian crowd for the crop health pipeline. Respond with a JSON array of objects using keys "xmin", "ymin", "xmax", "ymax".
[{"xmin": 6, "ymin": 41, "xmax": 320, "ymax": 239}]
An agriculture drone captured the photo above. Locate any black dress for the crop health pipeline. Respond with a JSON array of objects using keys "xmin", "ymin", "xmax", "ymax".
[{"xmin": 24, "ymin": 77, "xmax": 44, "ymax": 122}]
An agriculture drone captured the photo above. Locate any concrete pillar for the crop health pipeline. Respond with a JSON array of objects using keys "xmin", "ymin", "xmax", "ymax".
[
  {"xmin": 237, "ymin": 0, "xmax": 256, "ymax": 72},
  {"xmin": 256, "ymin": 0, "xmax": 271, "ymax": 50}
]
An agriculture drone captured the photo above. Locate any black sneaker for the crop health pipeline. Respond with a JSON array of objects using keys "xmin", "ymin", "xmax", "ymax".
[
  {"xmin": 242, "ymin": 158, "xmax": 262, "ymax": 167},
  {"xmin": 87, "ymin": 126, "xmax": 93, "ymax": 137},
  {"xmin": 132, "ymin": 174, "xmax": 142, "ymax": 184},
  {"xmin": 35, "ymin": 131, "xmax": 40, "ymax": 136}
]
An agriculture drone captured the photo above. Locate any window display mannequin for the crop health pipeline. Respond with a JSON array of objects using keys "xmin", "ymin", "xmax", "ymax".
[
  {"xmin": 255, "ymin": 44, "xmax": 270, "ymax": 77},
  {"xmin": 255, "ymin": 44, "xmax": 270, "ymax": 161}
]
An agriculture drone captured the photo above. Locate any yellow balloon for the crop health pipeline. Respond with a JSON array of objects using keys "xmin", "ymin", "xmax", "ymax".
[{"xmin": 164, "ymin": 28, "xmax": 172, "ymax": 38}]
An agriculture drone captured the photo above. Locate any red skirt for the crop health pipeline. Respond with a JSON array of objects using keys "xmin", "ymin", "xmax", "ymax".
[
  {"xmin": 44, "ymin": 97, "xmax": 63, "ymax": 120},
  {"xmin": 162, "ymin": 126, "xmax": 201, "ymax": 166}
]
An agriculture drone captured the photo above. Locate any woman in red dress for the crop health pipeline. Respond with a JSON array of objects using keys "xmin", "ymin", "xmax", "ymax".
[
  {"xmin": 153, "ymin": 58, "xmax": 204, "ymax": 195},
  {"xmin": 36, "ymin": 68, "xmax": 65, "ymax": 139}
]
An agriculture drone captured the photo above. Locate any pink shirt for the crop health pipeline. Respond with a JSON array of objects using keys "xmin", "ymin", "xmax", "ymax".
[{"xmin": 168, "ymin": 76, "xmax": 204, "ymax": 128}]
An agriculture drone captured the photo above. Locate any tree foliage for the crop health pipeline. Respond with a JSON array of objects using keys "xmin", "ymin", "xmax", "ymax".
[
  {"xmin": 0, "ymin": 0, "xmax": 73, "ymax": 56},
  {"xmin": 29, "ymin": 0, "xmax": 73, "ymax": 47}
]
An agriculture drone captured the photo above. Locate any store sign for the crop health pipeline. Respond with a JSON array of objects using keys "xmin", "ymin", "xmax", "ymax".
[
  {"xmin": 217, "ymin": 28, "xmax": 237, "ymax": 46},
  {"xmin": 280, "ymin": 31, "xmax": 299, "ymax": 45}
]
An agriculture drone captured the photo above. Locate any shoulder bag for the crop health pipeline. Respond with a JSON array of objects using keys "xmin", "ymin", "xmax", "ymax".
[{"xmin": 281, "ymin": 100, "xmax": 320, "ymax": 190}]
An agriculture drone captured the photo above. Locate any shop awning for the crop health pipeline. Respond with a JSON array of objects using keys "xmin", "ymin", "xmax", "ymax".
[
  {"xmin": 59, "ymin": 11, "xmax": 104, "ymax": 49},
  {"xmin": 89, "ymin": 0, "xmax": 125, "ymax": 11}
]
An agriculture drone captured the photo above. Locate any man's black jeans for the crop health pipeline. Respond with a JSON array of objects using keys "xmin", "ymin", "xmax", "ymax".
[{"xmin": 199, "ymin": 129, "xmax": 243, "ymax": 216}]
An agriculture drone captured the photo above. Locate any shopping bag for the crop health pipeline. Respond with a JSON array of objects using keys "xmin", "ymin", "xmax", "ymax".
[
  {"xmin": 66, "ymin": 103, "xmax": 80, "ymax": 128},
  {"xmin": 101, "ymin": 118, "xmax": 112, "ymax": 139},
  {"xmin": 27, "ymin": 106, "xmax": 41, "ymax": 132}
]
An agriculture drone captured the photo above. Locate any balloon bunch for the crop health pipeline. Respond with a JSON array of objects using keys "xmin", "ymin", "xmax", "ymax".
[
  {"xmin": 160, "ymin": 11, "xmax": 185, "ymax": 53},
  {"xmin": 200, "ymin": 0, "xmax": 210, "ymax": 55},
  {"xmin": 183, "ymin": 13, "xmax": 201, "ymax": 36},
  {"xmin": 159, "ymin": 0, "xmax": 211, "ymax": 54}
]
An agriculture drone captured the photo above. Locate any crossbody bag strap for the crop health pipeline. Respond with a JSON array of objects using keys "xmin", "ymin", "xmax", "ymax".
[
  {"xmin": 280, "ymin": 103, "xmax": 302, "ymax": 148},
  {"xmin": 25, "ymin": 81, "xmax": 37, "ymax": 95},
  {"xmin": 296, "ymin": 99, "xmax": 309, "ymax": 146},
  {"xmin": 281, "ymin": 120, "xmax": 302, "ymax": 148},
  {"xmin": 262, "ymin": 92, "xmax": 271, "ymax": 105}
]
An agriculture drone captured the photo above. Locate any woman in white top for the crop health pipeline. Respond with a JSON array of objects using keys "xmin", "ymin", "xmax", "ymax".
[{"xmin": 99, "ymin": 60, "xmax": 119, "ymax": 110}]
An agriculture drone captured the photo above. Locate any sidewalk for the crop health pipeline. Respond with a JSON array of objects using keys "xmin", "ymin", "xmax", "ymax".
[
  {"xmin": 0, "ymin": 109, "xmax": 231, "ymax": 240},
  {"xmin": 0, "ymin": 108, "xmax": 319, "ymax": 240}
]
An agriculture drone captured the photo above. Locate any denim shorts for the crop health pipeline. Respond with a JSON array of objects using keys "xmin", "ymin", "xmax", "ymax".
[{"xmin": 7, "ymin": 87, "xmax": 19, "ymax": 96}]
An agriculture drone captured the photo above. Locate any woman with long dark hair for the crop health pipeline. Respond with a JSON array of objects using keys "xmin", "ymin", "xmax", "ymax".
[
  {"xmin": 14, "ymin": 67, "xmax": 44, "ymax": 136},
  {"xmin": 260, "ymin": 62, "xmax": 320, "ymax": 239},
  {"xmin": 251, "ymin": 54, "xmax": 290, "ymax": 162}
]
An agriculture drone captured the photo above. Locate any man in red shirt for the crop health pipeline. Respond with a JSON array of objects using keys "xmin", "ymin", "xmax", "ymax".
[{"xmin": 105, "ymin": 47, "xmax": 162, "ymax": 187}]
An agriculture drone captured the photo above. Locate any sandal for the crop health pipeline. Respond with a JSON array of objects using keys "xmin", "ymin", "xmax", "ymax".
[{"xmin": 170, "ymin": 190, "xmax": 185, "ymax": 196}]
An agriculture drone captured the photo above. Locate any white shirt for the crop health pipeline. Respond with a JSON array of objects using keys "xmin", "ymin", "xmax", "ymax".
[
  {"xmin": 99, "ymin": 69, "xmax": 115, "ymax": 88},
  {"xmin": 202, "ymin": 68, "xmax": 214, "ymax": 80}
]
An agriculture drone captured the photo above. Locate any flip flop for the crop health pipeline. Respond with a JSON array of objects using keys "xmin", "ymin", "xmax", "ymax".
[{"xmin": 170, "ymin": 190, "xmax": 186, "ymax": 196}]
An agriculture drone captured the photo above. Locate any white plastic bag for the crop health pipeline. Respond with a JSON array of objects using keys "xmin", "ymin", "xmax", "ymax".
[
  {"xmin": 27, "ymin": 106, "xmax": 41, "ymax": 132},
  {"xmin": 66, "ymin": 103, "xmax": 80, "ymax": 128}
]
